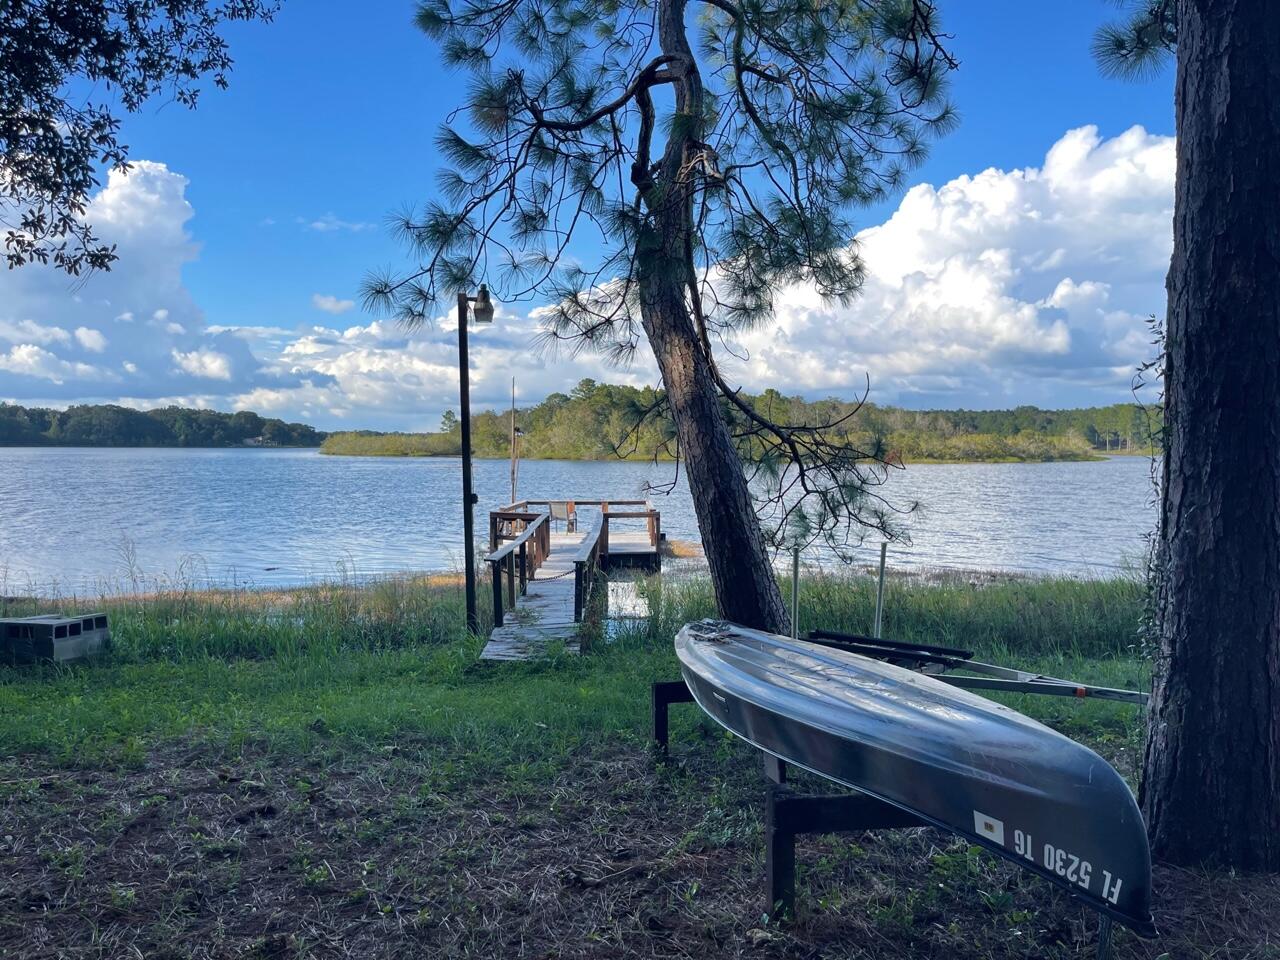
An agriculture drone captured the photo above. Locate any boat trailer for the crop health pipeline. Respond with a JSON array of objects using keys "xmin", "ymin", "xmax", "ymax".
[{"xmin": 653, "ymin": 627, "xmax": 1153, "ymax": 959}]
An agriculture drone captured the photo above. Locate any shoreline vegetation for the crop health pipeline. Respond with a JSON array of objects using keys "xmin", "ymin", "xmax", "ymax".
[
  {"xmin": 1, "ymin": 384, "xmax": 1158, "ymax": 463},
  {"xmin": 0, "ymin": 402, "xmax": 323, "ymax": 447},
  {"xmin": 320, "ymin": 379, "xmax": 1159, "ymax": 465},
  {"xmin": 3, "ymin": 570, "xmax": 1275, "ymax": 958}
]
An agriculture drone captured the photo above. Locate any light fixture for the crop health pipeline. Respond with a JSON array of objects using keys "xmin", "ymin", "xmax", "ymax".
[{"xmin": 471, "ymin": 283, "xmax": 495, "ymax": 324}]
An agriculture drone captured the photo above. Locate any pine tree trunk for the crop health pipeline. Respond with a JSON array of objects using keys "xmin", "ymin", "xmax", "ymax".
[
  {"xmin": 640, "ymin": 270, "xmax": 791, "ymax": 633},
  {"xmin": 1141, "ymin": 0, "xmax": 1280, "ymax": 869},
  {"xmin": 630, "ymin": 0, "xmax": 790, "ymax": 634}
]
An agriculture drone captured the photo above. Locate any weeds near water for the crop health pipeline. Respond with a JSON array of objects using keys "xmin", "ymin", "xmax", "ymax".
[
  {"xmin": 608, "ymin": 567, "xmax": 1145, "ymax": 661},
  {"xmin": 0, "ymin": 570, "xmax": 472, "ymax": 664}
]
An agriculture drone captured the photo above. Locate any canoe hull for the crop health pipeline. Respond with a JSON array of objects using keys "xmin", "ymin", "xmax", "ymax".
[{"xmin": 676, "ymin": 620, "xmax": 1155, "ymax": 936}]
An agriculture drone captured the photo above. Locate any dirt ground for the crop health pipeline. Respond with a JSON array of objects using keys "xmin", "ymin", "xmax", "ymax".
[{"xmin": 2, "ymin": 737, "xmax": 1276, "ymax": 960}]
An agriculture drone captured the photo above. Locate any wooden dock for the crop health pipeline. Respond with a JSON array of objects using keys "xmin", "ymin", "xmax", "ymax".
[{"xmin": 479, "ymin": 499, "xmax": 661, "ymax": 661}]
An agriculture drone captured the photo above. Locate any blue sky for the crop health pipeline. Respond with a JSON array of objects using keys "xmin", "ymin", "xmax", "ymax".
[{"xmin": 0, "ymin": 1, "xmax": 1174, "ymax": 430}]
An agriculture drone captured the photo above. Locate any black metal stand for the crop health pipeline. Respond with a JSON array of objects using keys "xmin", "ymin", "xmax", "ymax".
[
  {"xmin": 651, "ymin": 680, "xmax": 1128, "ymax": 955},
  {"xmin": 651, "ymin": 679, "xmax": 694, "ymax": 755},
  {"xmin": 763, "ymin": 777, "xmax": 926, "ymax": 918},
  {"xmin": 651, "ymin": 680, "xmax": 925, "ymax": 920}
]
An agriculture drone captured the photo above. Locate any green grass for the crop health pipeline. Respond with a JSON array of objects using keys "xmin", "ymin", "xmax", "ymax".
[
  {"xmin": 12, "ymin": 573, "xmax": 1275, "ymax": 960},
  {"xmin": 0, "ymin": 572, "xmax": 1147, "ymax": 767},
  {"xmin": 320, "ymin": 431, "xmax": 462, "ymax": 457}
]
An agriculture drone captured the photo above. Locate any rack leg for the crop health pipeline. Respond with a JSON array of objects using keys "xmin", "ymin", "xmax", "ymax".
[
  {"xmin": 1096, "ymin": 915, "xmax": 1114, "ymax": 960},
  {"xmin": 651, "ymin": 680, "xmax": 693, "ymax": 754},
  {"xmin": 762, "ymin": 753, "xmax": 788, "ymax": 784},
  {"xmin": 765, "ymin": 786, "xmax": 796, "ymax": 920},
  {"xmin": 763, "ymin": 787, "xmax": 926, "ymax": 923}
]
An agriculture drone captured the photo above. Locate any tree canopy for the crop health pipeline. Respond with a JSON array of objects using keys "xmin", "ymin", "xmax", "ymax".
[
  {"xmin": 0, "ymin": 0, "xmax": 277, "ymax": 274},
  {"xmin": 366, "ymin": 0, "xmax": 958, "ymax": 575},
  {"xmin": 321, "ymin": 379, "xmax": 1157, "ymax": 465},
  {"xmin": 0, "ymin": 401, "xmax": 323, "ymax": 447}
]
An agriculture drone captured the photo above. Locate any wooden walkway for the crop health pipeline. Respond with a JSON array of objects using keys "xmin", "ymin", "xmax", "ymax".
[
  {"xmin": 481, "ymin": 530, "xmax": 588, "ymax": 660},
  {"xmin": 479, "ymin": 499, "xmax": 662, "ymax": 662}
]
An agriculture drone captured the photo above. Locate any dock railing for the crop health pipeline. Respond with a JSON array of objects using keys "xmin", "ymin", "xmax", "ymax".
[
  {"xmin": 598, "ymin": 500, "xmax": 661, "ymax": 556},
  {"xmin": 501, "ymin": 499, "xmax": 660, "ymax": 558},
  {"xmin": 486, "ymin": 499, "xmax": 658, "ymax": 627},
  {"xmin": 569, "ymin": 512, "xmax": 604, "ymax": 621},
  {"xmin": 484, "ymin": 511, "xmax": 549, "ymax": 628}
]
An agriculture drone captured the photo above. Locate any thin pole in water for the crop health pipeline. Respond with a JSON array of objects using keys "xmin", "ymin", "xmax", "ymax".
[
  {"xmin": 873, "ymin": 542, "xmax": 888, "ymax": 639},
  {"xmin": 509, "ymin": 377, "xmax": 518, "ymax": 504},
  {"xmin": 791, "ymin": 546, "xmax": 800, "ymax": 639}
]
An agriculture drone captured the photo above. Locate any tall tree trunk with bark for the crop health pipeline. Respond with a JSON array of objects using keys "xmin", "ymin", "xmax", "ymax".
[
  {"xmin": 634, "ymin": 0, "xmax": 790, "ymax": 634},
  {"xmin": 1141, "ymin": 0, "xmax": 1280, "ymax": 869}
]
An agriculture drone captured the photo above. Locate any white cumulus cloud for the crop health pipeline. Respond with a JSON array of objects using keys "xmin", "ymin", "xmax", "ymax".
[
  {"xmin": 75, "ymin": 327, "xmax": 108, "ymax": 352},
  {"xmin": 302, "ymin": 213, "xmax": 373, "ymax": 233},
  {"xmin": 725, "ymin": 125, "xmax": 1174, "ymax": 407},
  {"xmin": 0, "ymin": 345, "xmax": 108, "ymax": 384},
  {"xmin": 0, "ymin": 161, "xmax": 288, "ymax": 402},
  {"xmin": 312, "ymin": 294, "xmax": 356, "ymax": 315},
  {"xmin": 171, "ymin": 348, "xmax": 233, "ymax": 381},
  {"xmin": 0, "ymin": 125, "xmax": 1174, "ymax": 429},
  {"xmin": 0, "ymin": 319, "xmax": 70, "ymax": 346}
]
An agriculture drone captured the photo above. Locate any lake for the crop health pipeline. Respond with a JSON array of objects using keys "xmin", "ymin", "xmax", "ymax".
[{"xmin": 0, "ymin": 448, "xmax": 1156, "ymax": 594}]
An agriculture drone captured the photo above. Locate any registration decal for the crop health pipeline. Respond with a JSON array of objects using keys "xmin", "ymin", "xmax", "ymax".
[{"xmin": 972, "ymin": 811, "xmax": 1005, "ymax": 845}]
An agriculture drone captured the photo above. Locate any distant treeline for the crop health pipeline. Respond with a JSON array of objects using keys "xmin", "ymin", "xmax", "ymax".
[
  {"xmin": 321, "ymin": 379, "xmax": 1161, "ymax": 464},
  {"xmin": 0, "ymin": 403, "xmax": 325, "ymax": 447}
]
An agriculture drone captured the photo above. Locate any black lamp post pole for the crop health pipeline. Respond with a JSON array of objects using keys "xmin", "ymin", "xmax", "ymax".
[{"xmin": 457, "ymin": 291, "xmax": 478, "ymax": 635}]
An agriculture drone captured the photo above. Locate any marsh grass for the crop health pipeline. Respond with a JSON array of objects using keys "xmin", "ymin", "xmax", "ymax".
[{"xmin": 0, "ymin": 574, "xmax": 471, "ymax": 663}]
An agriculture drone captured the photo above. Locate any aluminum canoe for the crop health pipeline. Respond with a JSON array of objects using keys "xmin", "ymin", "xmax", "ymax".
[{"xmin": 675, "ymin": 620, "xmax": 1155, "ymax": 935}]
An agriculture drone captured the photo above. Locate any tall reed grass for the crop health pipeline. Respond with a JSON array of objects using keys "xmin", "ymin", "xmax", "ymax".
[
  {"xmin": 621, "ymin": 569, "xmax": 1145, "ymax": 660},
  {"xmin": 0, "ymin": 575, "xmax": 471, "ymax": 663}
]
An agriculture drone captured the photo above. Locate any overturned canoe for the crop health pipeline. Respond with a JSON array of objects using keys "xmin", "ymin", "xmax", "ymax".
[{"xmin": 675, "ymin": 620, "xmax": 1155, "ymax": 936}]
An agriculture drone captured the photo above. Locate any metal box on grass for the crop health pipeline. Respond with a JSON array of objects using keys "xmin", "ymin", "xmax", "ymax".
[{"xmin": 1, "ymin": 613, "xmax": 110, "ymax": 664}]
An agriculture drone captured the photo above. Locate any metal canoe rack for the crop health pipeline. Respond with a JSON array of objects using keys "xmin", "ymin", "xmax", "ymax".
[
  {"xmin": 653, "ymin": 679, "xmax": 928, "ymax": 914},
  {"xmin": 651, "ymin": 625, "xmax": 1152, "ymax": 960}
]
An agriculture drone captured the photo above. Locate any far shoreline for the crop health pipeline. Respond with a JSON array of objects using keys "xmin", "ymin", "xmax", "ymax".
[
  {"xmin": 0, "ymin": 443, "xmax": 1139, "ymax": 465},
  {"xmin": 318, "ymin": 447, "xmax": 1120, "ymax": 466}
]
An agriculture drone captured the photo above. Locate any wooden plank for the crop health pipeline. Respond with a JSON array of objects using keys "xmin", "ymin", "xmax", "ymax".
[{"xmin": 481, "ymin": 524, "xmax": 590, "ymax": 661}]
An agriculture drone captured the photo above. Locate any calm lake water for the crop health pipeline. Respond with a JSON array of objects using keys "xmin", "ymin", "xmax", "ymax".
[{"xmin": 0, "ymin": 448, "xmax": 1156, "ymax": 594}]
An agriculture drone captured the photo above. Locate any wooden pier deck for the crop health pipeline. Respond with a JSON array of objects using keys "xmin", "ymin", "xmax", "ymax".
[
  {"xmin": 481, "ymin": 528, "xmax": 589, "ymax": 660},
  {"xmin": 479, "ymin": 499, "xmax": 661, "ymax": 661}
]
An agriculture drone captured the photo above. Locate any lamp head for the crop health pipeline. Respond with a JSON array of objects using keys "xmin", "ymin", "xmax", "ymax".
[{"xmin": 471, "ymin": 284, "xmax": 495, "ymax": 324}]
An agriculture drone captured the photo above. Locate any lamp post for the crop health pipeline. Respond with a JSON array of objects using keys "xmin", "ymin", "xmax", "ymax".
[{"xmin": 457, "ymin": 284, "xmax": 494, "ymax": 635}]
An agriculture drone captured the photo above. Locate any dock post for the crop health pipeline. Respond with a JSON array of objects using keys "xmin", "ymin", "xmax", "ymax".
[
  {"xmin": 491, "ymin": 563, "xmax": 504, "ymax": 628},
  {"xmin": 790, "ymin": 546, "xmax": 800, "ymax": 639},
  {"xmin": 574, "ymin": 562, "xmax": 584, "ymax": 621},
  {"xmin": 518, "ymin": 542, "xmax": 527, "ymax": 595}
]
